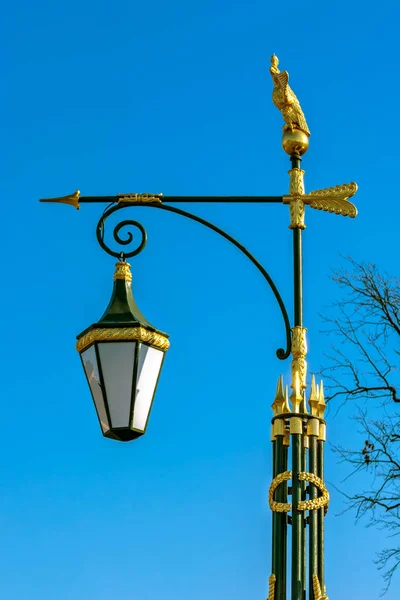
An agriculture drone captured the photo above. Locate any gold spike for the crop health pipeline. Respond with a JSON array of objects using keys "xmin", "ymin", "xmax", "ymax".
[
  {"xmin": 282, "ymin": 385, "xmax": 291, "ymax": 413},
  {"xmin": 290, "ymin": 371, "xmax": 302, "ymax": 413},
  {"xmin": 39, "ymin": 189, "xmax": 80, "ymax": 210},
  {"xmin": 271, "ymin": 375, "xmax": 285, "ymax": 416},
  {"xmin": 317, "ymin": 380, "xmax": 327, "ymax": 419},
  {"xmin": 300, "ymin": 390, "xmax": 308, "ymax": 414},
  {"xmin": 308, "ymin": 374, "xmax": 319, "ymax": 416}
]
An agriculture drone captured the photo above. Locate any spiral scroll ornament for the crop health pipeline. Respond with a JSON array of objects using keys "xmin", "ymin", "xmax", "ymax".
[{"xmin": 96, "ymin": 204, "xmax": 148, "ymax": 258}]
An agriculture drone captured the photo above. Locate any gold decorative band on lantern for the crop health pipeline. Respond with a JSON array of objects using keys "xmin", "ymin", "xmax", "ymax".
[
  {"xmin": 114, "ymin": 261, "xmax": 132, "ymax": 282},
  {"xmin": 268, "ymin": 471, "xmax": 329, "ymax": 514},
  {"xmin": 76, "ymin": 326, "xmax": 170, "ymax": 353}
]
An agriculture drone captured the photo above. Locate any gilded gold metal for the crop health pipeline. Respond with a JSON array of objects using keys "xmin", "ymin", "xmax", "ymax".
[
  {"xmin": 300, "ymin": 391, "xmax": 308, "ymax": 415},
  {"xmin": 270, "ymin": 55, "xmax": 310, "ymax": 140},
  {"xmin": 286, "ymin": 168, "xmax": 306, "ymax": 229},
  {"xmin": 283, "ymin": 182, "xmax": 358, "ymax": 223},
  {"xmin": 40, "ymin": 189, "xmax": 81, "ymax": 210},
  {"xmin": 272, "ymin": 376, "xmax": 286, "ymax": 438},
  {"xmin": 290, "ymin": 415, "xmax": 303, "ymax": 434},
  {"xmin": 319, "ymin": 422, "xmax": 327, "ymax": 442},
  {"xmin": 267, "ymin": 574, "xmax": 276, "ymax": 600},
  {"xmin": 282, "ymin": 129, "xmax": 309, "ymax": 156},
  {"xmin": 298, "ymin": 472, "xmax": 329, "ymax": 513},
  {"xmin": 308, "ymin": 374, "xmax": 319, "ymax": 416},
  {"xmin": 305, "ymin": 182, "xmax": 358, "ymax": 218},
  {"xmin": 307, "ymin": 418, "xmax": 319, "ymax": 437},
  {"xmin": 317, "ymin": 380, "xmax": 327, "ymax": 419},
  {"xmin": 283, "ymin": 167, "xmax": 358, "ymax": 229},
  {"xmin": 271, "ymin": 375, "xmax": 285, "ymax": 416},
  {"xmin": 318, "ymin": 381, "xmax": 327, "ymax": 441},
  {"xmin": 290, "ymin": 370, "xmax": 303, "ymax": 414},
  {"xmin": 312, "ymin": 574, "xmax": 329, "ymax": 600},
  {"xmin": 289, "ymin": 196, "xmax": 305, "ymax": 229},
  {"xmin": 289, "ymin": 169, "xmax": 305, "ymax": 196},
  {"xmin": 282, "ymin": 384, "xmax": 291, "ymax": 413},
  {"xmin": 269, "ymin": 471, "xmax": 292, "ymax": 513},
  {"xmin": 114, "ymin": 261, "xmax": 132, "ymax": 282},
  {"xmin": 283, "ymin": 429, "xmax": 290, "ymax": 446},
  {"xmin": 291, "ymin": 326, "xmax": 307, "ymax": 390},
  {"xmin": 269, "ymin": 471, "xmax": 329, "ymax": 513},
  {"xmin": 117, "ymin": 193, "xmax": 163, "ymax": 204},
  {"xmin": 77, "ymin": 326, "xmax": 170, "ymax": 353}
]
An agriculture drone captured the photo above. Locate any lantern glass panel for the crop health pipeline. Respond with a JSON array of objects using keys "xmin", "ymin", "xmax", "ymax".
[
  {"xmin": 81, "ymin": 345, "xmax": 110, "ymax": 433},
  {"xmin": 133, "ymin": 344, "xmax": 164, "ymax": 432},
  {"xmin": 98, "ymin": 342, "xmax": 136, "ymax": 428}
]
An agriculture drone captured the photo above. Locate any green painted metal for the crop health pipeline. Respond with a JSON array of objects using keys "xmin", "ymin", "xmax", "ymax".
[
  {"xmin": 272, "ymin": 439, "xmax": 278, "ymax": 580},
  {"xmin": 317, "ymin": 439, "xmax": 325, "ymax": 593},
  {"xmin": 291, "ymin": 433, "xmax": 304, "ymax": 600},
  {"xmin": 95, "ymin": 202, "xmax": 292, "ymax": 360},
  {"xmin": 290, "ymin": 154, "xmax": 305, "ymax": 600},
  {"xmin": 275, "ymin": 435, "xmax": 286, "ymax": 600},
  {"xmin": 77, "ymin": 272, "xmax": 168, "ymax": 341},
  {"xmin": 282, "ymin": 443, "xmax": 288, "ymax": 599},
  {"xmin": 68, "ymin": 195, "xmax": 284, "ymax": 204},
  {"xmin": 290, "ymin": 155, "xmax": 303, "ymax": 329},
  {"xmin": 302, "ymin": 436, "xmax": 307, "ymax": 600},
  {"xmin": 293, "ymin": 228, "xmax": 303, "ymax": 327},
  {"xmin": 309, "ymin": 435, "xmax": 318, "ymax": 598}
]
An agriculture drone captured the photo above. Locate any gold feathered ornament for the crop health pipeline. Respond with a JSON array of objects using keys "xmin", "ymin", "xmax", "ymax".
[{"xmin": 270, "ymin": 55, "xmax": 310, "ymax": 137}]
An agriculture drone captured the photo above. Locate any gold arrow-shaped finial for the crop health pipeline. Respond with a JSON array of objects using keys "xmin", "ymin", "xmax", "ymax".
[{"xmin": 39, "ymin": 190, "xmax": 81, "ymax": 210}]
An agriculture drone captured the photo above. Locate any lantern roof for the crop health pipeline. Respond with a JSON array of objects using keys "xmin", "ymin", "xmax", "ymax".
[{"xmin": 76, "ymin": 261, "xmax": 170, "ymax": 353}]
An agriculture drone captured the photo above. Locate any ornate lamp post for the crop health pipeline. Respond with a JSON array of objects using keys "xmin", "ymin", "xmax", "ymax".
[{"xmin": 41, "ymin": 56, "xmax": 358, "ymax": 600}]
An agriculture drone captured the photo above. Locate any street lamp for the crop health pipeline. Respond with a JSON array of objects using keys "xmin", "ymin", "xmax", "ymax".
[
  {"xmin": 41, "ymin": 55, "xmax": 358, "ymax": 600},
  {"xmin": 76, "ymin": 258, "xmax": 169, "ymax": 442}
]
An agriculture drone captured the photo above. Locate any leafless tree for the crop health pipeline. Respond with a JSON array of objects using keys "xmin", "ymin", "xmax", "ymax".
[{"xmin": 322, "ymin": 258, "xmax": 399, "ymax": 592}]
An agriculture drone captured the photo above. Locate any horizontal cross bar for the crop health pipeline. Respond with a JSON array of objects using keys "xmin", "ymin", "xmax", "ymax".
[{"xmin": 77, "ymin": 195, "xmax": 283, "ymax": 204}]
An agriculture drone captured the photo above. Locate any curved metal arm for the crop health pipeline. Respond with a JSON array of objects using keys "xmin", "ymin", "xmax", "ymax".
[{"xmin": 96, "ymin": 202, "xmax": 292, "ymax": 360}]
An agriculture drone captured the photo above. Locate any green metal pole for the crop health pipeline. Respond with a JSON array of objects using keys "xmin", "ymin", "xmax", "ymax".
[
  {"xmin": 309, "ymin": 434, "xmax": 318, "ymax": 598},
  {"xmin": 282, "ymin": 438, "xmax": 288, "ymax": 599},
  {"xmin": 302, "ymin": 433, "xmax": 307, "ymax": 600},
  {"xmin": 317, "ymin": 437, "xmax": 325, "ymax": 593},
  {"xmin": 275, "ymin": 434, "xmax": 286, "ymax": 600},
  {"xmin": 272, "ymin": 437, "xmax": 278, "ymax": 585},
  {"xmin": 290, "ymin": 153, "xmax": 305, "ymax": 600},
  {"xmin": 291, "ymin": 432, "xmax": 303, "ymax": 600}
]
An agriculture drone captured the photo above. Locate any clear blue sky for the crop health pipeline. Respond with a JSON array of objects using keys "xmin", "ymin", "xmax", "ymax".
[{"xmin": 1, "ymin": 1, "xmax": 398, "ymax": 598}]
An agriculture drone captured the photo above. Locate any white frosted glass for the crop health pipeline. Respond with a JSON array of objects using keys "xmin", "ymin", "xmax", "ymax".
[
  {"xmin": 82, "ymin": 346, "xmax": 109, "ymax": 433},
  {"xmin": 133, "ymin": 344, "xmax": 163, "ymax": 432},
  {"xmin": 98, "ymin": 342, "xmax": 136, "ymax": 428}
]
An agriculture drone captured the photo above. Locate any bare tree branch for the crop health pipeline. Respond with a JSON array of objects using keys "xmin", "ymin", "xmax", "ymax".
[{"xmin": 323, "ymin": 258, "xmax": 400, "ymax": 593}]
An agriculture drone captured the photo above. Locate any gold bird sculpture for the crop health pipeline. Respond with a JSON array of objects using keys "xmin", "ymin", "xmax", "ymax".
[{"xmin": 270, "ymin": 55, "xmax": 310, "ymax": 137}]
